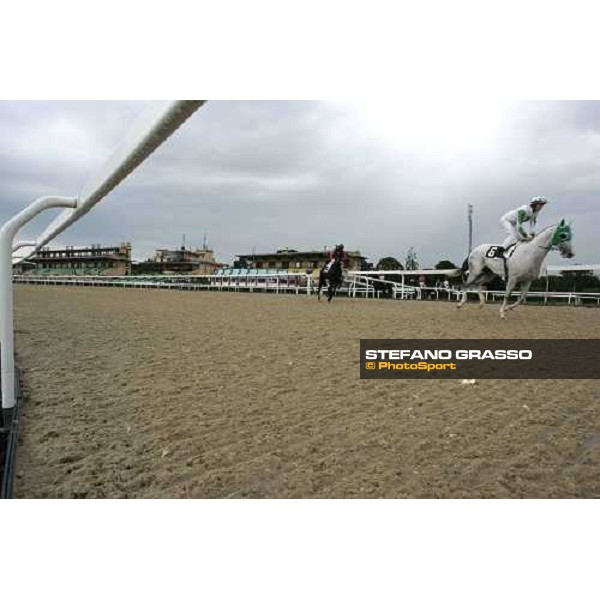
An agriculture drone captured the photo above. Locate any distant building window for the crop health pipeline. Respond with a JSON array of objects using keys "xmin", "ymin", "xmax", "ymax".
[
  {"xmin": 256, "ymin": 262, "xmax": 263, "ymax": 268},
  {"xmin": 295, "ymin": 262, "xmax": 301, "ymax": 268},
  {"xmin": 268, "ymin": 262, "xmax": 276, "ymax": 268},
  {"xmin": 312, "ymin": 261, "xmax": 319, "ymax": 268},
  {"xmin": 282, "ymin": 261, "xmax": 289, "ymax": 269}
]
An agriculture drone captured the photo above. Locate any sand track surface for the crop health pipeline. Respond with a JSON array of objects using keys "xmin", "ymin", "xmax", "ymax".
[{"xmin": 12, "ymin": 286, "xmax": 600, "ymax": 498}]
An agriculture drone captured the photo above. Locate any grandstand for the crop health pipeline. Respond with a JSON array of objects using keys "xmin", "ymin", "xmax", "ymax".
[
  {"xmin": 133, "ymin": 245, "xmax": 226, "ymax": 275},
  {"xmin": 234, "ymin": 248, "xmax": 369, "ymax": 275},
  {"xmin": 29, "ymin": 242, "xmax": 132, "ymax": 276}
]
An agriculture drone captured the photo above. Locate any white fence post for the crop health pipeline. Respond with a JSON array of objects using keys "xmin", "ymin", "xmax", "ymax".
[{"xmin": 1, "ymin": 196, "xmax": 77, "ymax": 409}]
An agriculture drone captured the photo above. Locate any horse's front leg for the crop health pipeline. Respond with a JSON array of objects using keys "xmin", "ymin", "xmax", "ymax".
[
  {"xmin": 506, "ymin": 280, "xmax": 531, "ymax": 312},
  {"xmin": 327, "ymin": 281, "xmax": 335, "ymax": 302},
  {"xmin": 499, "ymin": 278, "xmax": 518, "ymax": 318},
  {"xmin": 520, "ymin": 281, "xmax": 532, "ymax": 305}
]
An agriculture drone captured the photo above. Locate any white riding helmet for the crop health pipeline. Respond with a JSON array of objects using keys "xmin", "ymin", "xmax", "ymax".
[{"xmin": 530, "ymin": 196, "xmax": 548, "ymax": 206}]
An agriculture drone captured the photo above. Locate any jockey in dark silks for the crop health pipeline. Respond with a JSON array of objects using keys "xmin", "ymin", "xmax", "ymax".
[
  {"xmin": 325, "ymin": 244, "xmax": 348, "ymax": 272},
  {"xmin": 318, "ymin": 244, "xmax": 347, "ymax": 301}
]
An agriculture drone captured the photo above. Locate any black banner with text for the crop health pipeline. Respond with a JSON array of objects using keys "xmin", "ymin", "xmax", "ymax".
[{"xmin": 360, "ymin": 339, "xmax": 600, "ymax": 379}]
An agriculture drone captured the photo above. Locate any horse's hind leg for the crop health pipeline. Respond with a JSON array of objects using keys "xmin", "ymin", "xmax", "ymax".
[
  {"xmin": 477, "ymin": 273, "xmax": 496, "ymax": 307},
  {"xmin": 478, "ymin": 289, "xmax": 486, "ymax": 307},
  {"xmin": 457, "ymin": 256, "xmax": 485, "ymax": 309},
  {"xmin": 457, "ymin": 274, "xmax": 482, "ymax": 309},
  {"xmin": 459, "ymin": 261, "xmax": 495, "ymax": 309},
  {"xmin": 457, "ymin": 289, "xmax": 469, "ymax": 308},
  {"xmin": 458, "ymin": 283, "xmax": 484, "ymax": 309}
]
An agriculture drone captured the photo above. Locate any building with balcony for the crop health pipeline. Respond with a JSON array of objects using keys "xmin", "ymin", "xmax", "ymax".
[
  {"xmin": 28, "ymin": 243, "xmax": 132, "ymax": 275},
  {"xmin": 235, "ymin": 247, "xmax": 368, "ymax": 275},
  {"xmin": 132, "ymin": 246, "xmax": 226, "ymax": 275}
]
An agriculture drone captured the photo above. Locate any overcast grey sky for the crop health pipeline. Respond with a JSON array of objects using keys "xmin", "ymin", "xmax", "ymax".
[{"xmin": 0, "ymin": 100, "xmax": 598, "ymax": 267}]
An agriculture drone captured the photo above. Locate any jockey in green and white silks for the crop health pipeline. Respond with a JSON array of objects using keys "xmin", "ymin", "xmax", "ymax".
[{"xmin": 500, "ymin": 196, "xmax": 548, "ymax": 249}]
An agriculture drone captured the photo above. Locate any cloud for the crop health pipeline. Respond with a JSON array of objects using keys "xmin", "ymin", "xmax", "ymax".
[{"xmin": 0, "ymin": 100, "xmax": 598, "ymax": 267}]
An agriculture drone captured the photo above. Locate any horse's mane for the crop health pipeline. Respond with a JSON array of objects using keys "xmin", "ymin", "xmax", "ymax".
[{"xmin": 537, "ymin": 222, "xmax": 566, "ymax": 234}]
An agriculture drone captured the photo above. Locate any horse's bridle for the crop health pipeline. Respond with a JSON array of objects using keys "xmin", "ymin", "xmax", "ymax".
[{"xmin": 535, "ymin": 224, "xmax": 572, "ymax": 251}]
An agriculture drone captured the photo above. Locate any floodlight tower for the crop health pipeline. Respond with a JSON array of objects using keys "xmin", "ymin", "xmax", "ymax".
[{"xmin": 467, "ymin": 203, "xmax": 473, "ymax": 254}]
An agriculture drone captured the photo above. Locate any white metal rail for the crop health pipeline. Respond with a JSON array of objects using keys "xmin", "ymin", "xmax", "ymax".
[
  {"xmin": 14, "ymin": 273, "xmax": 600, "ymax": 306},
  {"xmin": 2, "ymin": 101, "xmax": 205, "ymax": 409}
]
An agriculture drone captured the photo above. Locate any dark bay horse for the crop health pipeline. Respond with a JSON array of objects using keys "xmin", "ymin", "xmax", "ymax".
[{"xmin": 317, "ymin": 257, "xmax": 344, "ymax": 302}]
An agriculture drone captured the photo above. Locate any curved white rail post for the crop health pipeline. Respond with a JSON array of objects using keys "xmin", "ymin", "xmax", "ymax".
[
  {"xmin": 12, "ymin": 240, "xmax": 37, "ymax": 253},
  {"xmin": 19, "ymin": 101, "xmax": 205, "ymax": 264},
  {"xmin": 0, "ymin": 196, "xmax": 77, "ymax": 409},
  {"xmin": 2, "ymin": 101, "xmax": 204, "ymax": 411}
]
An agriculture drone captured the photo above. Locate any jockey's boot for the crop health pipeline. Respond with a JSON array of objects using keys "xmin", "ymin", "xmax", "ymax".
[{"xmin": 500, "ymin": 244, "xmax": 514, "ymax": 282}]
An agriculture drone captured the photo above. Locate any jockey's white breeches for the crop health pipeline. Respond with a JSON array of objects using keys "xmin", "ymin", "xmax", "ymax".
[{"xmin": 500, "ymin": 217, "xmax": 519, "ymax": 248}]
